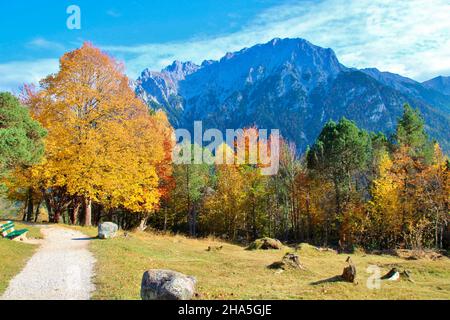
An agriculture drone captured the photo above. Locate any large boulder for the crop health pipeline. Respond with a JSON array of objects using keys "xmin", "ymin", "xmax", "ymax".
[
  {"xmin": 141, "ymin": 270, "xmax": 197, "ymax": 300},
  {"xmin": 247, "ymin": 237, "xmax": 283, "ymax": 250},
  {"xmin": 98, "ymin": 222, "xmax": 118, "ymax": 239}
]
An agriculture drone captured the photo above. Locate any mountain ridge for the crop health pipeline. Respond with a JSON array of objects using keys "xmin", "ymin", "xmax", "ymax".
[
  {"xmin": 423, "ymin": 76, "xmax": 450, "ymax": 96},
  {"xmin": 135, "ymin": 38, "xmax": 450, "ymax": 152}
]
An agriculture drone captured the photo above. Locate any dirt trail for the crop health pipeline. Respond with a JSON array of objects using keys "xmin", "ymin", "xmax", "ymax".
[{"xmin": 1, "ymin": 226, "xmax": 95, "ymax": 300}]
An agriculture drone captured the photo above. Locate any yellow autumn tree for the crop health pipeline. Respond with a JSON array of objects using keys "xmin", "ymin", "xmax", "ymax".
[
  {"xmin": 202, "ymin": 143, "xmax": 246, "ymax": 240},
  {"xmin": 367, "ymin": 151, "xmax": 402, "ymax": 248},
  {"xmin": 4, "ymin": 165, "xmax": 45, "ymax": 221},
  {"xmin": 14, "ymin": 43, "xmax": 172, "ymax": 225},
  {"xmin": 414, "ymin": 143, "xmax": 449, "ymax": 248}
]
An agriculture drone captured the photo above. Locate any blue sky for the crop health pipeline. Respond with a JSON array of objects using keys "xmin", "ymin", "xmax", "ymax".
[{"xmin": 1, "ymin": 0, "xmax": 449, "ymax": 92}]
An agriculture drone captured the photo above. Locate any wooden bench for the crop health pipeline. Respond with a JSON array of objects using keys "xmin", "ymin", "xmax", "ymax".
[{"xmin": 0, "ymin": 221, "xmax": 28, "ymax": 241}]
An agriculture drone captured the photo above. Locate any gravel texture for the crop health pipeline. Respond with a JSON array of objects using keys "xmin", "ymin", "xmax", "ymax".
[{"xmin": 1, "ymin": 226, "xmax": 95, "ymax": 300}]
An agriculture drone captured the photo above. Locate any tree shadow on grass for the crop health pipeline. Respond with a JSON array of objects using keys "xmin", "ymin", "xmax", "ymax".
[{"xmin": 310, "ymin": 275, "xmax": 344, "ymax": 285}]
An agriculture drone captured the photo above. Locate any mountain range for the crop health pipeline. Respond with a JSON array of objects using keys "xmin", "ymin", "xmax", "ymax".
[{"xmin": 135, "ymin": 38, "xmax": 450, "ymax": 152}]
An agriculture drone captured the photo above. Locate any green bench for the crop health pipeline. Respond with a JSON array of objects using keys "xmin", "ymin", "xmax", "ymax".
[{"xmin": 0, "ymin": 221, "xmax": 28, "ymax": 241}]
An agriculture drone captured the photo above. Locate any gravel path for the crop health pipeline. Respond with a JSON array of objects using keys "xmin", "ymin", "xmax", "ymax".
[{"xmin": 1, "ymin": 227, "xmax": 95, "ymax": 300}]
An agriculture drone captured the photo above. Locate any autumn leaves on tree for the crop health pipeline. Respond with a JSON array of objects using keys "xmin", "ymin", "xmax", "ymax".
[
  {"xmin": 0, "ymin": 43, "xmax": 448, "ymax": 251},
  {"xmin": 6, "ymin": 43, "xmax": 173, "ymax": 226},
  {"xmin": 155, "ymin": 108, "xmax": 448, "ymax": 250}
]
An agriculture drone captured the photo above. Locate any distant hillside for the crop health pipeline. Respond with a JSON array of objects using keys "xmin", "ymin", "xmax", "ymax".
[{"xmin": 423, "ymin": 76, "xmax": 450, "ymax": 96}]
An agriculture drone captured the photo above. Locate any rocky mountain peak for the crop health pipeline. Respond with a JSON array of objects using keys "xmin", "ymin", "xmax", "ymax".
[{"xmin": 135, "ymin": 38, "xmax": 450, "ymax": 152}]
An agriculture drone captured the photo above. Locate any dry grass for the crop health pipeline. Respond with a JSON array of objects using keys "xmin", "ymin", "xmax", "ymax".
[{"xmin": 69, "ymin": 226, "xmax": 450, "ymax": 300}]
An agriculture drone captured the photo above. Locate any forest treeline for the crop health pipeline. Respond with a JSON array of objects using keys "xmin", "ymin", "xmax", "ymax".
[
  {"xmin": 155, "ymin": 108, "xmax": 449, "ymax": 251},
  {"xmin": 1, "ymin": 44, "xmax": 448, "ymax": 251}
]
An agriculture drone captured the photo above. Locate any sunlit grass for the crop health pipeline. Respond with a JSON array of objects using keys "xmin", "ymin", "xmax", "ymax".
[{"xmin": 68, "ymin": 225, "xmax": 450, "ymax": 300}]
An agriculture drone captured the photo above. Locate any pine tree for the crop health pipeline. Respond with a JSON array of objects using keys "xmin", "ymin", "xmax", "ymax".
[
  {"xmin": 396, "ymin": 104, "xmax": 433, "ymax": 162},
  {"xmin": 0, "ymin": 92, "xmax": 46, "ymax": 176},
  {"xmin": 307, "ymin": 118, "xmax": 371, "ymax": 246}
]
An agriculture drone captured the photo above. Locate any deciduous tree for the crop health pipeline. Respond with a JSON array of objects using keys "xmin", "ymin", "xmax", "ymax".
[{"xmin": 16, "ymin": 43, "xmax": 172, "ymax": 224}]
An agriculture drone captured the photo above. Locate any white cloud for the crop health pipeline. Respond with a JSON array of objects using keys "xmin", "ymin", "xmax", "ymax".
[
  {"xmin": 3, "ymin": 0, "xmax": 449, "ymax": 93},
  {"xmin": 106, "ymin": 9, "xmax": 121, "ymax": 18},
  {"xmin": 102, "ymin": 0, "xmax": 450, "ymax": 82},
  {"xmin": 0, "ymin": 59, "xmax": 59, "ymax": 93},
  {"xmin": 27, "ymin": 37, "xmax": 65, "ymax": 51}
]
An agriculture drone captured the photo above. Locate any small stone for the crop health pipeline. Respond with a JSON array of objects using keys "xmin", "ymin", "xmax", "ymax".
[
  {"xmin": 207, "ymin": 245, "xmax": 223, "ymax": 252},
  {"xmin": 381, "ymin": 268, "xmax": 400, "ymax": 281},
  {"xmin": 274, "ymin": 269, "xmax": 284, "ymax": 274}
]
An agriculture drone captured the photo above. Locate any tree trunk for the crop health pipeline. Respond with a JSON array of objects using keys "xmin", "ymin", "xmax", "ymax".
[
  {"xmin": 435, "ymin": 213, "xmax": 439, "ymax": 249},
  {"xmin": 68, "ymin": 207, "xmax": 74, "ymax": 225},
  {"xmin": 284, "ymin": 195, "xmax": 289, "ymax": 241},
  {"xmin": 188, "ymin": 206, "xmax": 194, "ymax": 236},
  {"xmin": 53, "ymin": 210, "xmax": 61, "ymax": 223},
  {"xmin": 139, "ymin": 215, "xmax": 148, "ymax": 231},
  {"xmin": 43, "ymin": 193, "xmax": 53, "ymax": 223},
  {"xmin": 193, "ymin": 207, "xmax": 197, "ymax": 237},
  {"xmin": 26, "ymin": 188, "xmax": 34, "ymax": 222},
  {"xmin": 21, "ymin": 202, "xmax": 27, "ymax": 221},
  {"xmin": 71, "ymin": 201, "xmax": 81, "ymax": 225},
  {"xmin": 93, "ymin": 204, "xmax": 102, "ymax": 226},
  {"xmin": 84, "ymin": 198, "xmax": 92, "ymax": 226},
  {"xmin": 163, "ymin": 208, "xmax": 168, "ymax": 232},
  {"xmin": 306, "ymin": 193, "xmax": 312, "ymax": 242},
  {"xmin": 34, "ymin": 201, "xmax": 41, "ymax": 222}
]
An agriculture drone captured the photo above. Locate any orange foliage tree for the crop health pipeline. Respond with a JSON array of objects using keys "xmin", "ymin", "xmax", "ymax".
[{"xmin": 10, "ymin": 43, "xmax": 173, "ymax": 225}]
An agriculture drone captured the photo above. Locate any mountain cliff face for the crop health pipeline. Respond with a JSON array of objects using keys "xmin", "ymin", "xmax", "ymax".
[{"xmin": 135, "ymin": 38, "xmax": 450, "ymax": 152}]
